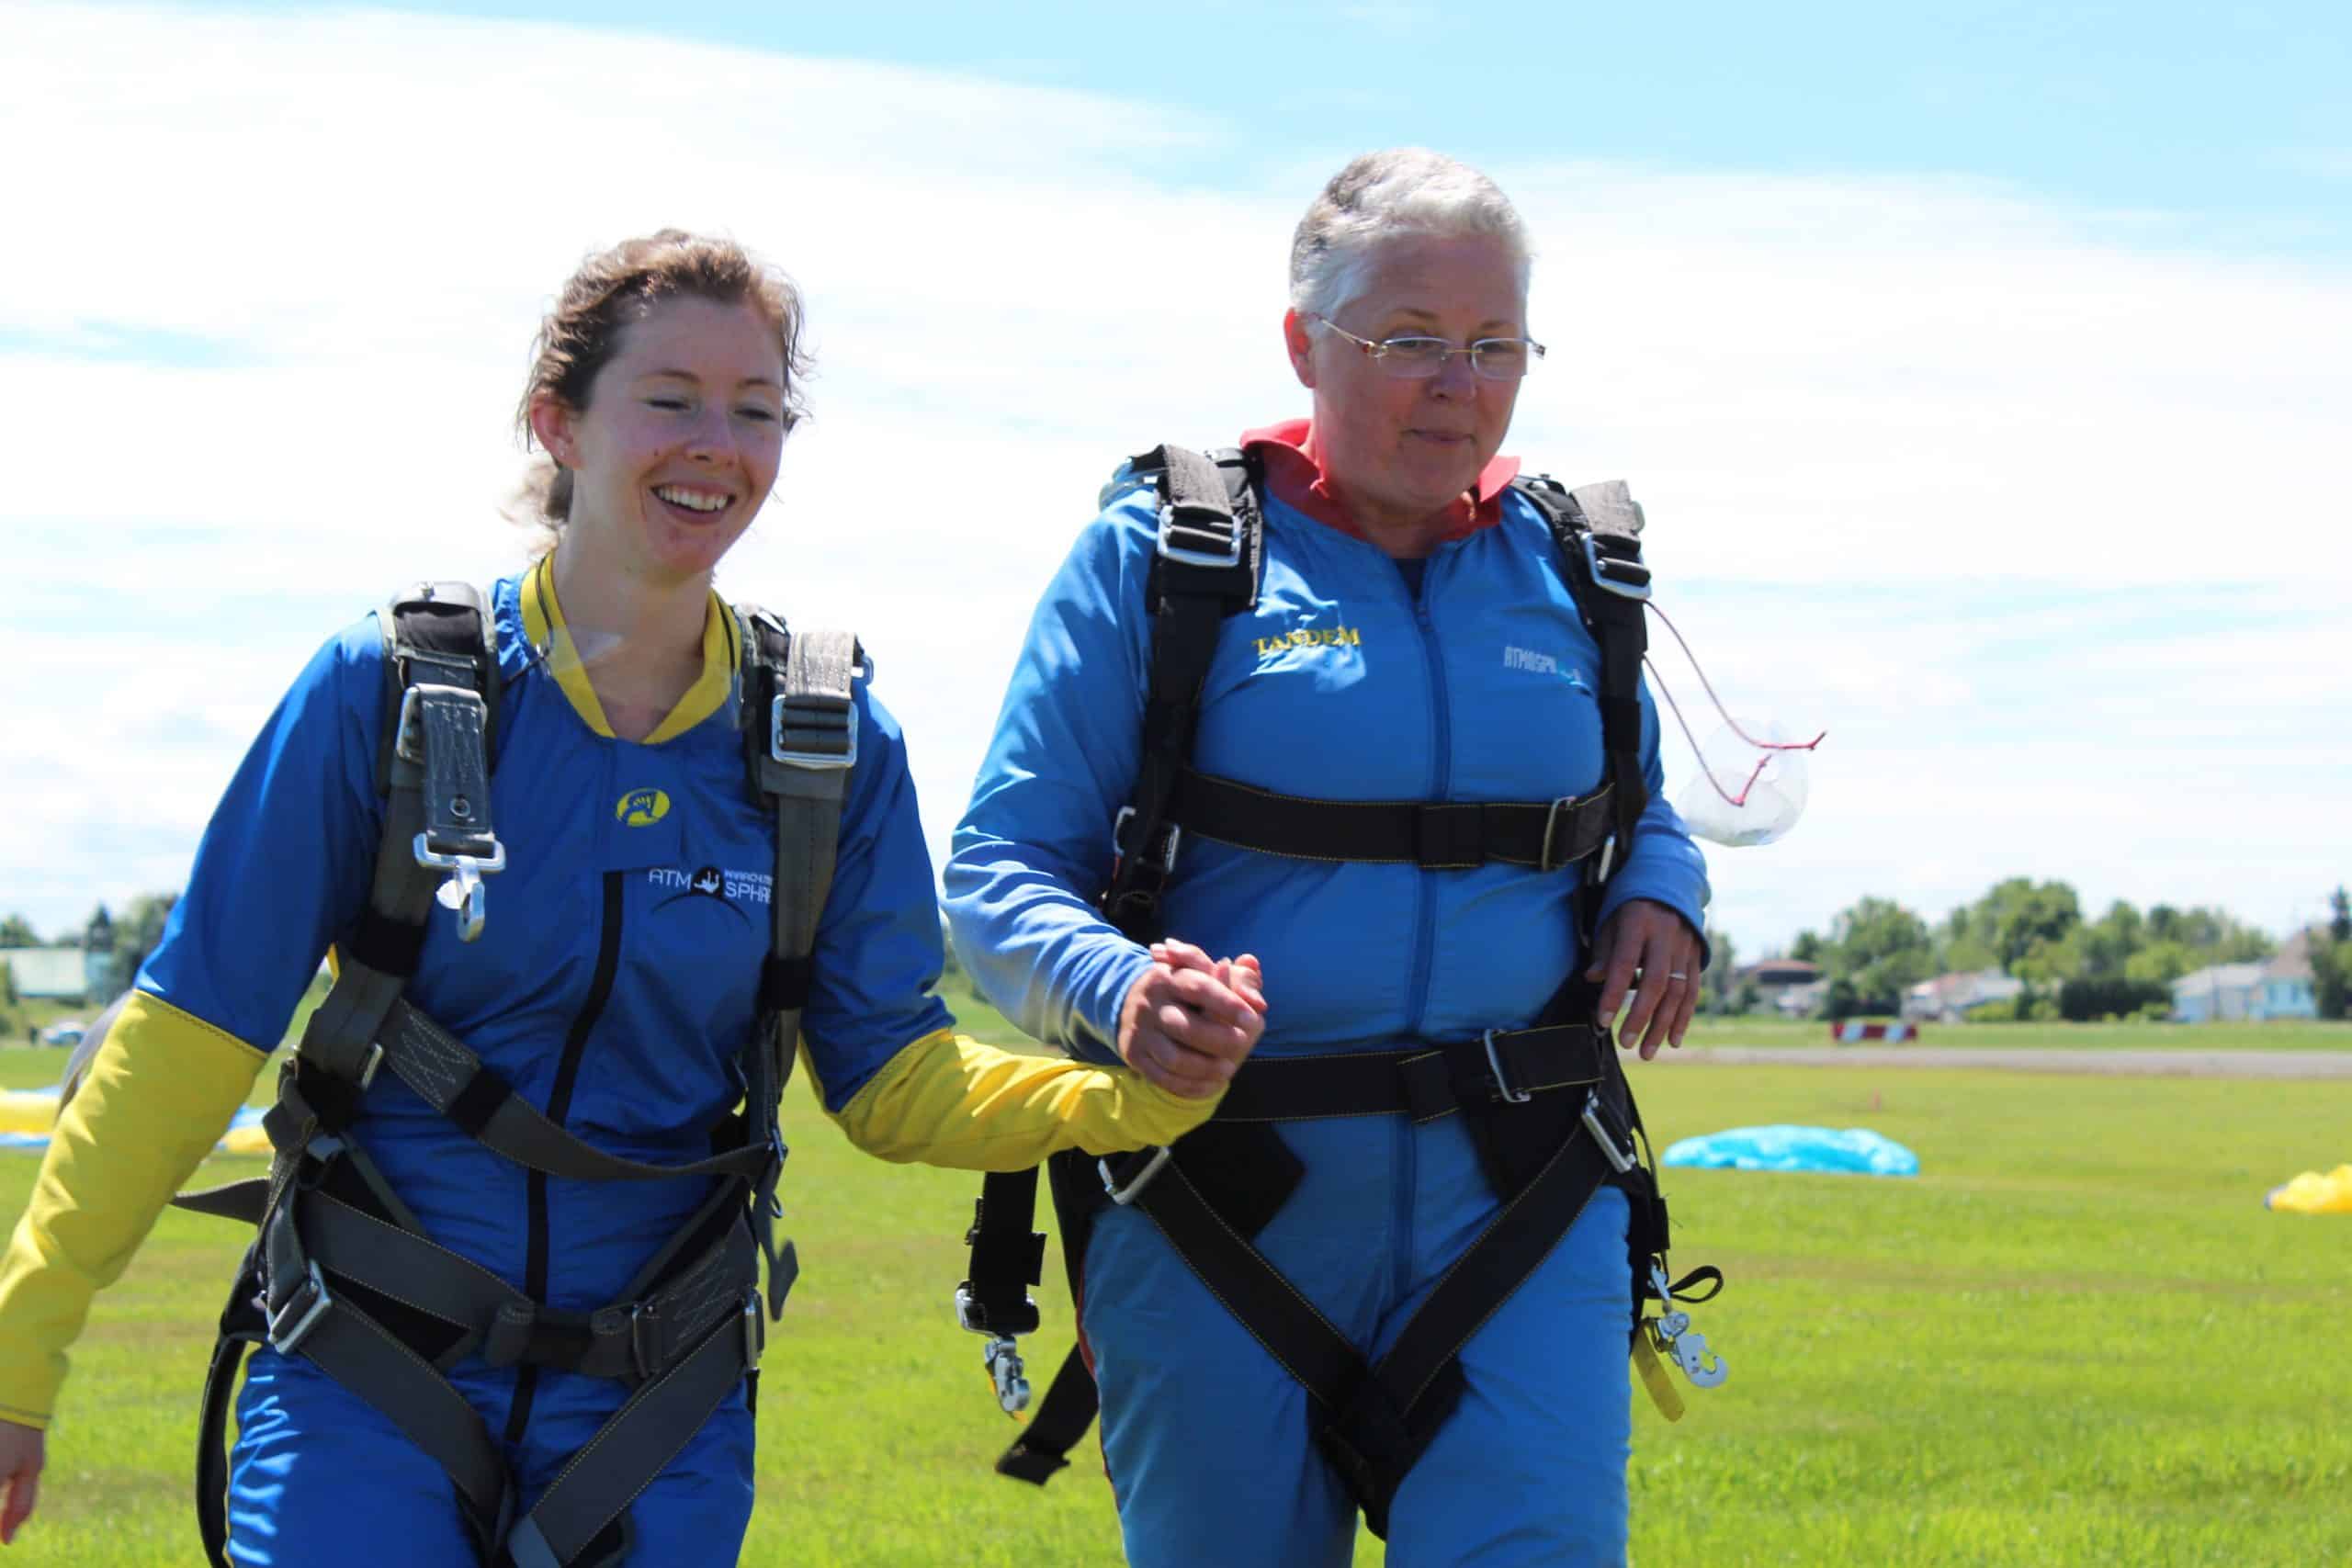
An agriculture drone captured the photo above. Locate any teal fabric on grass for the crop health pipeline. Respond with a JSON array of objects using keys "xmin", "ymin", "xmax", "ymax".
[{"xmin": 1661, "ymin": 1125, "xmax": 1919, "ymax": 1177}]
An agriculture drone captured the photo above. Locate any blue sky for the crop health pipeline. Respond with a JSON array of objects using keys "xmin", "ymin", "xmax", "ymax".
[
  {"xmin": 2, "ymin": 1, "xmax": 2346, "ymax": 957},
  {"xmin": 198, "ymin": 0, "xmax": 2352, "ymax": 251}
]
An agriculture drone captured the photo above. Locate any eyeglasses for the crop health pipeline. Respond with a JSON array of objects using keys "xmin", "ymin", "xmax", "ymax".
[{"xmin": 1310, "ymin": 316, "xmax": 1546, "ymax": 382}]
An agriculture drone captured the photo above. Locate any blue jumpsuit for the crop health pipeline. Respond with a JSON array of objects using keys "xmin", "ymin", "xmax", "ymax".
[
  {"xmin": 944, "ymin": 438, "xmax": 1711, "ymax": 1566},
  {"xmin": 143, "ymin": 567, "xmax": 945, "ymax": 1563}
]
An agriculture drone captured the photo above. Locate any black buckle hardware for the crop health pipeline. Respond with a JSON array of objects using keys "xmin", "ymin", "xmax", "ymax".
[
  {"xmin": 1538, "ymin": 795, "xmax": 1586, "ymax": 872},
  {"xmin": 1100, "ymin": 1146, "xmax": 1172, "ymax": 1205},
  {"xmin": 1112, "ymin": 806, "xmax": 1182, "ymax": 876},
  {"xmin": 266, "ymin": 1260, "xmax": 333, "ymax": 1356},
  {"xmin": 1580, "ymin": 536, "xmax": 1652, "ymax": 602},
  {"xmin": 741, "ymin": 1290, "xmax": 764, "ymax": 1372},
  {"xmin": 623, "ymin": 1301, "xmax": 661, "ymax": 1382},
  {"xmin": 1157, "ymin": 502, "xmax": 1243, "ymax": 570},
  {"xmin": 1481, "ymin": 1030, "xmax": 1532, "ymax": 1105},
  {"xmin": 1580, "ymin": 1089, "xmax": 1639, "ymax": 1173}
]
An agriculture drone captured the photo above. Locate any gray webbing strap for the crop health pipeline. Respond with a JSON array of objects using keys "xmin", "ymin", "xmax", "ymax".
[
  {"xmin": 255, "ymin": 1202, "xmax": 509, "ymax": 1529},
  {"xmin": 505, "ymin": 1294, "xmax": 762, "ymax": 1568},
  {"xmin": 300, "ymin": 589, "xmax": 502, "ymax": 1086},
  {"xmin": 763, "ymin": 624, "xmax": 858, "ymax": 1059},
  {"xmin": 297, "ymin": 793, "xmax": 439, "ymax": 1087},
  {"xmin": 296, "ymin": 1188, "xmax": 760, "ymax": 1382},
  {"xmin": 743, "ymin": 619, "xmax": 857, "ymax": 1318},
  {"xmin": 378, "ymin": 1000, "xmax": 769, "ymax": 1184}
]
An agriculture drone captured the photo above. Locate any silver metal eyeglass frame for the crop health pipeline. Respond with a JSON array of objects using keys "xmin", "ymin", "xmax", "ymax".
[{"xmin": 1307, "ymin": 315, "xmax": 1546, "ymax": 381}]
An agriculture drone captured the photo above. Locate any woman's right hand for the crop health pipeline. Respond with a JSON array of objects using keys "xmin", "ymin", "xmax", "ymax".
[
  {"xmin": 1117, "ymin": 938, "xmax": 1268, "ymax": 1099},
  {"xmin": 0, "ymin": 1419, "xmax": 41, "ymax": 1545}
]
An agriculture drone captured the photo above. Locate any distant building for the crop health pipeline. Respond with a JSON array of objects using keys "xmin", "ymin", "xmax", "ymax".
[
  {"xmin": 2173, "ymin": 932, "xmax": 2318, "ymax": 1023},
  {"xmin": 1734, "ymin": 958, "xmax": 1825, "ymax": 1018},
  {"xmin": 1903, "ymin": 968, "xmax": 2024, "ymax": 1023},
  {"xmin": 1773, "ymin": 980, "xmax": 1828, "ymax": 1018},
  {"xmin": 0, "ymin": 947, "xmax": 104, "ymax": 1004}
]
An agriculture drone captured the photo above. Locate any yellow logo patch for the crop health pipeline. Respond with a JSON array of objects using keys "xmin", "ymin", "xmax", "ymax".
[
  {"xmin": 1255, "ymin": 626, "xmax": 1363, "ymax": 660},
  {"xmin": 616, "ymin": 787, "xmax": 671, "ymax": 827}
]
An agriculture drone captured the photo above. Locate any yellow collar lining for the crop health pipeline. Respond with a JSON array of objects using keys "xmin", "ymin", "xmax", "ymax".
[{"xmin": 521, "ymin": 556, "xmax": 736, "ymax": 745}]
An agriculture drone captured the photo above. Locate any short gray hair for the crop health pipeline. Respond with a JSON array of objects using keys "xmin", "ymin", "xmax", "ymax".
[{"xmin": 1288, "ymin": 148, "xmax": 1532, "ymax": 323}]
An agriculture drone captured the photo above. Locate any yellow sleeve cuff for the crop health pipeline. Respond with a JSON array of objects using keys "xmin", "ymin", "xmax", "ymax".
[
  {"xmin": 828, "ymin": 1029, "xmax": 1223, "ymax": 1172},
  {"xmin": 0, "ymin": 992, "xmax": 266, "ymax": 1428}
]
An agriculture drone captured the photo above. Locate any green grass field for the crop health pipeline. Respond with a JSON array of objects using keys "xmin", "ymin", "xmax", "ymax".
[
  {"xmin": 1680, "ymin": 1015, "xmax": 2352, "ymax": 1053},
  {"xmin": 4, "ymin": 1023, "xmax": 2349, "ymax": 1564}
]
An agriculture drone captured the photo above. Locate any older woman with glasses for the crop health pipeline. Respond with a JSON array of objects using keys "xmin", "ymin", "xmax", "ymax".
[{"xmin": 944, "ymin": 150, "xmax": 1712, "ymax": 1564}]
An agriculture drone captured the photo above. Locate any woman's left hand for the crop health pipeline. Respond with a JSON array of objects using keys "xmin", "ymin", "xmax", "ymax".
[{"xmin": 1585, "ymin": 899, "xmax": 1703, "ymax": 1060}]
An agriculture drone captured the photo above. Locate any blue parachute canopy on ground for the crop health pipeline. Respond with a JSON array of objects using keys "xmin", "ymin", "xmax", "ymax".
[{"xmin": 1662, "ymin": 1124, "xmax": 1920, "ymax": 1177}]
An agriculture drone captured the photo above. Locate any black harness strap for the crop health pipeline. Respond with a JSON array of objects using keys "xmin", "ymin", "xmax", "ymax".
[
  {"xmin": 1516, "ymin": 477, "xmax": 1652, "ymax": 903},
  {"xmin": 1163, "ymin": 767, "xmax": 1615, "ymax": 871},
  {"xmin": 1100, "ymin": 446, "xmax": 1261, "ymax": 940}
]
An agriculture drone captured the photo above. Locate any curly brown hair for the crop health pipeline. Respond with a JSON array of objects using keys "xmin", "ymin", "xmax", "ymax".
[{"xmin": 513, "ymin": 230, "xmax": 812, "ymax": 550}]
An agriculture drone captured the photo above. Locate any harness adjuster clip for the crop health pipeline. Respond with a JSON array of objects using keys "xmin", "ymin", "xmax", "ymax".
[
  {"xmin": 1581, "ymin": 1089, "xmax": 1640, "ymax": 1174},
  {"xmin": 770, "ymin": 694, "xmax": 859, "ymax": 771},
  {"xmin": 741, "ymin": 1291, "xmax": 764, "ymax": 1372},
  {"xmin": 1157, "ymin": 502, "xmax": 1244, "ymax": 570},
  {"xmin": 1100, "ymin": 1146, "xmax": 1172, "ymax": 1207},
  {"xmin": 1538, "ymin": 794, "xmax": 1591, "ymax": 873},
  {"xmin": 1483, "ymin": 1030, "xmax": 1532, "ymax": 1104},
  {"xmin": 1112, "ymin": 807, "xmax": 1182, "ymax": 877},
  {"xmin": 1579, "ymin": 535, "xmax": 1652, "ymax": 602},
  {"xmin": 394, "ymin": 682, "xmax": 485, "ymax": 765},
  {"xmin": 266, "ymin": 1260, "xmax": 334, "ymax": 1357}
]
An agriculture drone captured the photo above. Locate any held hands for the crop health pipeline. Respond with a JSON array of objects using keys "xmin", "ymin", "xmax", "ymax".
[
  {"xmin": 1587, "ymin": 898, "xmax": 1703, "ymax": 1060},
  {"xmin": 0, "ymin": 1419, "xmax": 40, "ymax": 1546},
  {"xmin": 1117, "ymin": 938, "xmax": 1269, "ymax": 1100}
]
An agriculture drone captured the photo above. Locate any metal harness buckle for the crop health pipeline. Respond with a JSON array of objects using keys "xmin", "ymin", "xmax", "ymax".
[
  {"xmin": 1483, "ymin": 1029, "xmax": 1532, "ymax": 1104},
  {"xmin": 1112, "ymin": 806, "xmax": 1182, "ymax": 876},
  {"xmin": 1538, "ymin": 793, "xmax": 1597, "ymax": 873},
  {"xmin": 1157, "ymin": 502, "xmax": 1244, "ymax": 570},
  {"xmin": 954, "ymin": 1287, "xmax": 1033, "ymax": 1416},
  {"xmin": 1581, "ymin": 1089, "xmax": 1640, "ymax": 1174},
  {"xmin": 1579, "ymin": 535, "xmax": 1652, "ymax": 602},
  {"xmin": 267, "ymin": 1260, "xmax": 334, "ymax": 1356},
  {"xmin": 770, "ymin": 694, "xmax": 858, "ymax": 771},
  {"xmin": 1100, "ymin": 1146, "xmax": 1172, "ymax": 1207},
  {"xmin": 413, "ymin": 834, "xmax": 506, "ymax": 943},
  {"xmin": 400, "ymin": 683, "xmax": 505, "ymax": 943},
  {"xmin": 741, "ymin": 1292, "xmax": 764, "ymax": 1372}
]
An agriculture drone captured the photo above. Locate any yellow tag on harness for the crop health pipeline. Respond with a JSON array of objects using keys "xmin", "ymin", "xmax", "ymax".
[{"xmin": 1632, "ymin": 1332, "xmax": 1685, "ymax": 1421}]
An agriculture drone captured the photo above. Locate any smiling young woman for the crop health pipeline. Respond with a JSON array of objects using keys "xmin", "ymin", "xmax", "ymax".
[{"xmin": 0, "ymin": 230, "xmax": 1260, "ymax": 1566}]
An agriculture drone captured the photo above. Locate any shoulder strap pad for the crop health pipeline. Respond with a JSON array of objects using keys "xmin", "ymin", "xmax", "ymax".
[
  {"xmin": 373, "ymin": 581, "xmax": 502, "ymax": 795},
  {"xmin": 1117, "ymin": 444, "xmax": 1263, "ymax": 615}
]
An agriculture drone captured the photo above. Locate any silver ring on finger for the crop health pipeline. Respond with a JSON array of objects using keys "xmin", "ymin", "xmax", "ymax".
[{"xmin": 1667, "ymin": 971, "xmax": 1689, "ymax": 982}]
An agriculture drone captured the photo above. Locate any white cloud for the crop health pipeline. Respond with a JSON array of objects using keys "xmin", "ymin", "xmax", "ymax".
[{"xmin": 1, "ymin": 2, "xmax": 2346, "ymax": 955}]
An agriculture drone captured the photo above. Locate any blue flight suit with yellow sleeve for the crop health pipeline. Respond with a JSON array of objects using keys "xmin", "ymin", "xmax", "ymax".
[{"xmin": 0, "ymin": 560, "xmax": 1221, "ymax": 1564}]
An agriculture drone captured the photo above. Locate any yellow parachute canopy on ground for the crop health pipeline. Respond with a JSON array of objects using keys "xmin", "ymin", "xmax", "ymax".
[{"xmin": 2267, "ymin": 1166, "xmax": 2352, "ymax": 1214}]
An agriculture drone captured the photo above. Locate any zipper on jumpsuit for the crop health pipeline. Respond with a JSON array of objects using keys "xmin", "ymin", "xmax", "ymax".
[
  {"xmin": 503, "ymin": 869, "xmax": 628, "ymax": 1446},
  {"xmin": 1398, "ymin": 556, "xmax": 1453, "ymax": 1303}
]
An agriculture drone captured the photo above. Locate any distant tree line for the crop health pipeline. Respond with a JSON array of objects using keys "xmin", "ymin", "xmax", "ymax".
[{"xmin": 1770, "ymin": 878, "xmax": 2346, "ymax": 1023}]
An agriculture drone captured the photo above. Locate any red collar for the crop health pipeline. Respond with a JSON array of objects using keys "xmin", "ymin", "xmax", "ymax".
[{"xmin": 1238, "ymin": 418, "xmax": 1520, "ymax": 546}]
